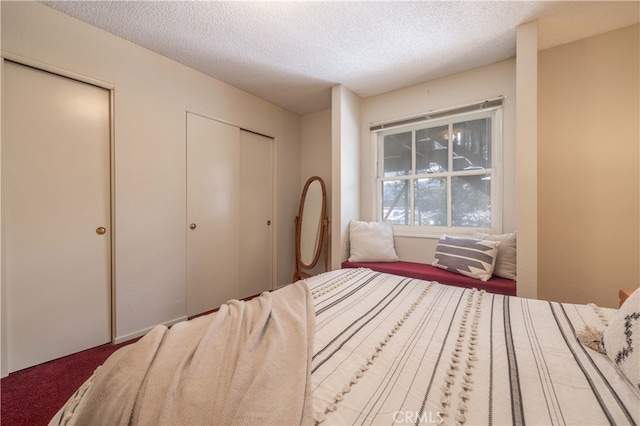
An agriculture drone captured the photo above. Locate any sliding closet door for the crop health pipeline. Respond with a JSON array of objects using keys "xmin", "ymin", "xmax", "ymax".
[
  {"xmin": 186, "ymin": 113, "xmax": 240, "ymax": 317},
  {"xmin": 4, "ymin": 61, "xmax": 111, "ymax": 372},
  {"xmin": 239, "ymin": 130, "xmax": 273, "ymax": 298}
]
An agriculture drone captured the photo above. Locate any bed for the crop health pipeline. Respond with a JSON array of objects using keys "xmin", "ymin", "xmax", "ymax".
[{"xmin": 51, "ymin": 268, "xmax": 639, "ymax": 425}]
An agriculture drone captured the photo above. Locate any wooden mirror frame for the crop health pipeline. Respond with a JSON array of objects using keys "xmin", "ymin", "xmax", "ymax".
[{"xmin": 292, "ymin": 176, "xmax": 328, "ymax": 281}]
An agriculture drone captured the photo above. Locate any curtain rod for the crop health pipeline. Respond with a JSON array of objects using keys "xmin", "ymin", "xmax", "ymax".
[{"xmin": 369, "ymin": 95, "xmax": 505, "ymax": 132}]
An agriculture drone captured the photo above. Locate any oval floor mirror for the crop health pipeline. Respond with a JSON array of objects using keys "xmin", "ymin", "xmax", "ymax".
[{"xmin": 293, "ymin": 176, "xmax": 329, "ymax": 281}]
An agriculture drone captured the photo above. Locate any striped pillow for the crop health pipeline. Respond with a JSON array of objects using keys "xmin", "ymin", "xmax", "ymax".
[{"xmin": 432, "ymin": 235, "xmax": 500, "ymax": 282}]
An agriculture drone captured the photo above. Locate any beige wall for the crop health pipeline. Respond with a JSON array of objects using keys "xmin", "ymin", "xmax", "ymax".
[
  {"xmin": 538, "ymin": 24, "xmax": 639, "ymax": 308},
  {"xmin": 1, "ymin": 2, "xmax": 302, "ymax": 349}
]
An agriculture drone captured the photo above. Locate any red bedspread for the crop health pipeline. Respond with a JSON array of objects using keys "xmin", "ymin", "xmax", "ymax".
[{"xmin": 342, "ymin": 260, "xmax": 516, "ymax": 296}]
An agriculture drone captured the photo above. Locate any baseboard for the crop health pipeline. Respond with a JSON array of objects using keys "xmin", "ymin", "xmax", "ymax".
[
  {"xmin": 113, "ymin": 293, "xmax": 266, "ymax": 344},
  {"xmin": 113, "ymin": 315, "xmax": 187, "ymax": 344}
]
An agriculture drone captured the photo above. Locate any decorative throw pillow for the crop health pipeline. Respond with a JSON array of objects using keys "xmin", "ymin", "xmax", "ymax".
[
  {"xmin": 603, "ymin": 288, "xmax": 640, "ymax": 389},
  {"xmin": 474, "ymin": 231, "xmax": 517, "ymax": 280},
  {"xmin": 432, "ymin": 235, "xmax": 499, "ymax": 282},
  {"xmin": 348, "ymin": 220, "xmax": 399, "ymax": 262}
]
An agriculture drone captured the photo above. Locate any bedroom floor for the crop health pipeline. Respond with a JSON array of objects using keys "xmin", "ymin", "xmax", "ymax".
[{"xmin": 1, "ymin": 339, "xmax": 136, "ymax": 425}]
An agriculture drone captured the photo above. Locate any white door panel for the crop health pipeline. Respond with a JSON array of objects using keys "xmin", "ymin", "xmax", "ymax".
[
  {"xmin": 186, "ymin": 113, "xmax": 240, "ymax": 316},
  {"xmin": 4, "ymin": 61, "xmax": 111, "ymax": 372},
  {"xmin": 239, "ymin": 130, "xmax": 273, "ymax": 298}
]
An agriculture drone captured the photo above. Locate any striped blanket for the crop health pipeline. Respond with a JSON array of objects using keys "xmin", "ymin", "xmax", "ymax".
[{"xmin": 308, "ymin": 268, "xmax": 639, "ymax": 425}]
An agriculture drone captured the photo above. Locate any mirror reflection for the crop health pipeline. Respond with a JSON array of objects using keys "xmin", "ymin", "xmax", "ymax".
[
  {"xmin": 300, "ymin": 180, "xmax": 323, "ymax": 265},
  {"xmin": 293, "ymin": 176, "xmax": 328, "ymax": 281}
]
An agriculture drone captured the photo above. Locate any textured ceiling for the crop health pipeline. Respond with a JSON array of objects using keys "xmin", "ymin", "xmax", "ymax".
[{"xmin": 42, "ymin": 1, "xmax": 639, "ymax": 116}]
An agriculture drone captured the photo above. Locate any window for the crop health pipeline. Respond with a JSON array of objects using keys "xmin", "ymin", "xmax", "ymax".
[{"xmin": 375, "ymin": 107, "xmax": 502, "ymax": 236}]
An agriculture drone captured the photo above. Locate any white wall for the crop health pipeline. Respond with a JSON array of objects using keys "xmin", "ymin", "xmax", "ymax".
[
  {"xmin": 360, "ymin": 60, "xmax": 517, "ymax": 265},
  {"xmin": 1, "ymin": 1, "xmax": 301, "ymax": 358},
  {"xmin": 331, "ymin": 86, "xmax": 362, "ymax": 268},
  {"xmin": 515, "ymin": 22, "xmax": 538, "ymax": 300},
  {"xmin": 300, "ymin": 109, "xmax": 332, "ymax": 276}
]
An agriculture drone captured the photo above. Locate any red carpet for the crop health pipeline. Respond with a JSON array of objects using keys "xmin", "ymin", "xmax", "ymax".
[
  {"xmin": 1, "ymin": 300, "xmax": 254, "ymax": 425},
  {"xmin": 1, "ymin": 340, "xmax": 136, "ymax": 425}
]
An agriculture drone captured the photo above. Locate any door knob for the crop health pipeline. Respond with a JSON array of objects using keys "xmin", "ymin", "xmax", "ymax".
[
  {"xmin": 96, "ymin": 227, "xmax": 106, "ymax": 235},
  {"xmin": 189, "ymin": 223, "xmax": 197, "ymax": 230}
]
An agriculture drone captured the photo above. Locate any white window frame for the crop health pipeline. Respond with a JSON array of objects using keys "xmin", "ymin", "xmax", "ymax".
[{"xmin": 374, "ymin": 107, "xmax": 503, "ymax": 238}]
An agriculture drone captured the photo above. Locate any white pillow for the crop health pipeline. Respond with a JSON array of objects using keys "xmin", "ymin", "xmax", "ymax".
[
  {"xmin": 432, "ymin": 235, "xmax": 499, "ymax": 282},
  {"xmin": 603, "ymin": 287, "xmax": 640, "ymax": 390},
  {"xmin": 348, "ymin": 220, "xmax": 399, "ymax": 262},
  {"xmin": 474, "ymin": 231, "xmax": 517, "ymax": 280}
]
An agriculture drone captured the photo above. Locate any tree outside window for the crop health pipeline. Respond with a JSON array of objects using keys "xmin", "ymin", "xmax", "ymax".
[{"xmin": 376, "ymin": 108, "xmax": 501, "ymax": 235}]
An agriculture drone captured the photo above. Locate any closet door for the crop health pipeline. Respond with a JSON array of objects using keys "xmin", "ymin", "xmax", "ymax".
[
  {"xmin": 4, "ymin": 61, "xmax": 111, "ymax": 372},
  {"xmin": 239, "ymin": 130, "xmax": 273, "ymax": 298},
  {"xmin": 186, "ymin": 113, "xmax": 240, "ymax": 317}
]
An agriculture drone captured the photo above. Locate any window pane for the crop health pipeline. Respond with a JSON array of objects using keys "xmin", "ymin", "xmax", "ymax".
[
  {"xmin": 452, "ymin": 175, "xmax": 491, "ymax": 227},
  {"xmin": 383, "ymin": 132, "xmax": 412, "ymax": 177},
  {"xmin": 452, "ymin": 118, "xmax": 491, "ymax": 171},
  {"xmin": 381, "ymin": 180, "xmax": 410, "ymax": 225},
  {"xmin": 416, "ymin": 125, "xmax": 448, "ymax": 174},
  {"xmin": 414, "ymin": 178, "xmax": 446, "ymax": 226}
]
